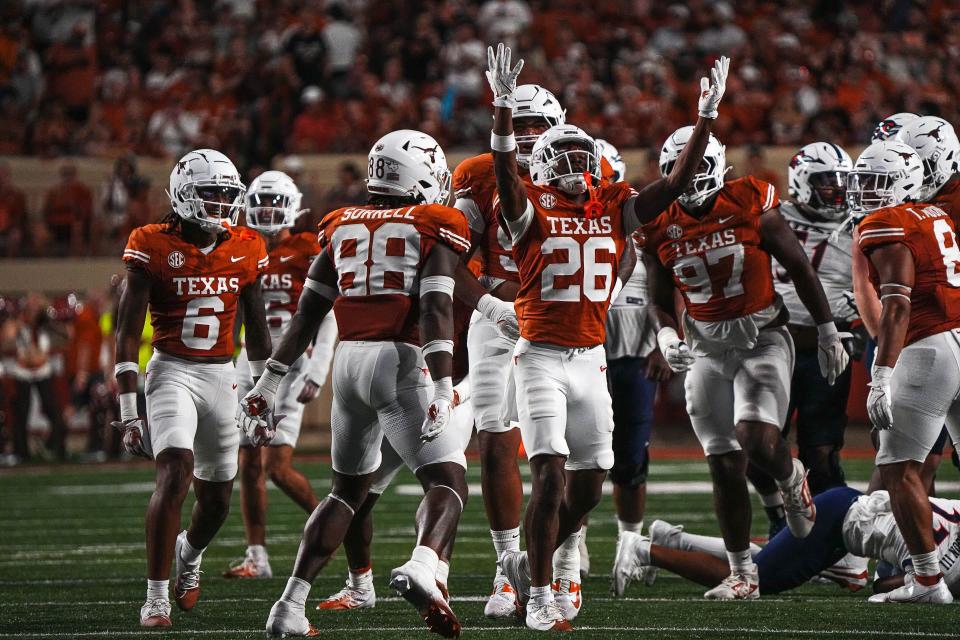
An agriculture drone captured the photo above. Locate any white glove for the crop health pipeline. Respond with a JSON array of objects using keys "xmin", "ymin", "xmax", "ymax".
[
  {"xmin": 422, "ymin": 377, "xmax": 454, "ymax": 442},
  {"xmin": 477, "ymin": 293, "xmax": 520, "ymax": 341},
  {"xmin": 817, "ymin": 322, "xmax": 850, "ymax": 386},
  {"xmin": 867, "ymin": 365, "xmax": 894, "ymax": 430},
  {"xmin": 697, "ymin": 56, "xmax": 730, "ymax": 119},
  {"xmin": 657, "ymin": 327, "xmax": 696, "ymax": 373},
  {"xmin": 237, "ymin": 371, "xmax": 283, "ymax": 447},
  {"xmin": 485, "ymin": 43, "xmax": 524, "ymax": 108},
  {"xmin": 112, "ymin": 417, "xmax": 152, "ymax": 459}
]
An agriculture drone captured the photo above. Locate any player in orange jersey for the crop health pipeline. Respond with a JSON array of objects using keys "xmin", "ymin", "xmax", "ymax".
[
  {"xmin": 485, "ymin": 43, "xmax": 728, "ymax": 630},
  {"xmin": 113, "ymin": 149, "xmax": 273, "ymax": 627},
  {"xmin": 240, "ymin": 130, "xmax": 483, "ymax": 638},
  {"xmin": 224, "ymin": 170, "xmax": 337, "ymax": 580},
  {"xmin": 854, "ymin": 140, "xmax": 958, "ymax": 604},
  {"xmin": 630, "ymin": 125, "xmax": 850, "ymax": 601}
]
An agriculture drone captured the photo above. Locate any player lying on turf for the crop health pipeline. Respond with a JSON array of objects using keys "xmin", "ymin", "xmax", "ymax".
[{"xmin": 612, "ymin": 487, "xmax": 960, "ymax": 599}]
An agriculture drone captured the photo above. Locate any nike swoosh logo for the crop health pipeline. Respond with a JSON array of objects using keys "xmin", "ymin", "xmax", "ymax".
[
  {"xmin": 718, "ymin": 216, "xmax": 735, "ymax": 224},
  {"xmin": 280, "ymin": 256, "xmax": 294, "ymax": 263},
  {"xmin": 230, "ymin": 256, "xmax": 245, "ymax": 263}
]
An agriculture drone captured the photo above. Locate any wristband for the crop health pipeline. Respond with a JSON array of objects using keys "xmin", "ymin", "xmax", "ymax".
[
  {"xmin": 492, "ymin": 95, "xmax": 516, "ymax": 109},
  {"xmin": 433, "ymin": 376, "xmax": 454, "ymax": 402},
  {"xmin": 305, "ymin": 277, "xmax": 338, "ymax": 301},
  {"xmin": 114, "ymin": 361, "xmax": 139, "ymax": 376},
  {"xmin": 248, "ymin": 360, "xmax": 266, "ymax": 378},
  {"xmin": 816, "ymin": 321, "xmax": 838, "ymax": 344},
  {"xmin": 698, "ymin": 108, "xmax": 719, "ymax": 119},
  {"xmin": 119, "ymin": 392, "xmax": 138, "ymax": 421},
  {"xmin": 657, "ymin": 327, "xmax": 681, "ymax": 353},
  {"xmin": 491, "ymin": 131, "xmax": 517, "ymax": 153},
  {"xmin": 871, "ymin": 365, "xmax": 894, "ymax": 385},
  {"xmin": 420, "ymin": 275, "xmax": 455, "ymax": 298},
  {"xmin": 257, "ymin": 368, "xmax": 283, "ymax": 396},
  {"xmin": 422, "ymin": 339, "xmax": 454, "ymax": 356},
  {"xmin": 265, "ymin": 358, "xmax": 290, "ymax": 375}
]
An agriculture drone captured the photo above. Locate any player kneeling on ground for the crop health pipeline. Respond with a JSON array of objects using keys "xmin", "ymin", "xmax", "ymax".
[
  {"xmin": 240, "ymin": 130, "xmax": 476, "ymax": 638},
  {"xmin": 114, "ymin": 149, "xmax": 272, "ymax": 627}
]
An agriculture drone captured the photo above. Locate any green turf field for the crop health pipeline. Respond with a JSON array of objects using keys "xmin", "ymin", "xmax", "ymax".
[{"xmin": 0, "ymin": 457, "xmax": 956, "ymax": 639}]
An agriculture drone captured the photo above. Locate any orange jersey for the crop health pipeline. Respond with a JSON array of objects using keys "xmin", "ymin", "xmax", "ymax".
[
  {"xmin": 509, "ymin": 181, "xmax": 637, "ymax": 347},
  {"xmin": 452, "ymin": 153, "xmax": 616, "ymax": 286},
  {"xmin": 260, "ymin": 232, "xmax": 322, "ymax": 338},
  {"xmin": 931, "ymin": 176, "xmax": 960, "ymax": 227},
  {"xmin": 858, "ymin": 203, "xmax": 960, "ymax": 345},
  {"xmin": 642, "ymin": 176, "xmax": 779, "ymax": 322},
  {"xmin": 318, "ymin": 204, "xmax": 471, "ymax": 344},
  {"xmin": 123, "ymin": 223, "xmax": 268, "ymax": 359}
]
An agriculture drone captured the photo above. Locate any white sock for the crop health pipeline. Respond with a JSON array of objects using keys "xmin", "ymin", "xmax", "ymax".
[
  {"xmin": 178, "ymin": 533, "xmax": 204, "ymax": 566},
  {"xmin": 436, "ymin": 560, "xmax": 450, "ymax": 586},
  {"xmin": 552, "ymin": 528, "xmax": 582, "ymax": 582},
  {"xmin": 147, "ymin": 579, "xmax": 169, "ymax": 602},
  {"xmin": 349, "ymin": 566, "xmax": 373, "ymax": 589},
  {"xmin": 411, "ymin": 545, "xmax": 440, "ymax": 575},
  {"xmin": 912, "ymin": 550, "xmax": 942, "ymax": 581},
  {"xmin": 530, "ymin": 584, "xmax": 552, "ymax": 606},
  {"xmin": 776, "ymin": 459, "xmax": 804, "ymax": 489},
  {"xmin": 247, "ymin": 544, "xmax": 267, "ymax": 561},
  {"xmin": 677, "ymin": 531, "xmax": 762, "ymax": 559},
  {"xmin": 491, "ymin": 528, "xmax": 521, "ymax": 555},
  {"xmin": 281, "ymin": 576, "xmax": 311, "ymax": 607},
  {"xmin": 727, "ymin": 549, "xmax": 754, "ymax": 574},
  {"xmin": 618, "ymin": 519, "xmax": 644, "ymax": 535}
]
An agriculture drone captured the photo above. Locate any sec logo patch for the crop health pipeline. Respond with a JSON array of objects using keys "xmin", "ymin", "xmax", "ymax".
[
  {"xmin": 666, "ymin": 224, "xmax": 683, "ymax": 239},
  {"xmin": 539, "ymin": 193, "xmax": 557, "ymax": 209},
  {"xmin": 168, "ymin": 251, "xmax": 185, "ymax": 268}
]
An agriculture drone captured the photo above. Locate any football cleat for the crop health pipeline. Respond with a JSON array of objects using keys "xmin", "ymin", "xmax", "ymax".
[
  {"xmin": 611, "ymin": 531, "xmax": 652, "ymax": 597},
  {"xmin": 317, "ymin": 579, "xmax": 376, "ymax": 610},
  {"xmin": 578, "ymin": 536, "xmax": 590, "ymax": 579},
  {"xmin": 498, "ymin": 550, "xmax": 531, "ymax": 607},
  {"xmin": 223, "ymin": 549, "xmax": 272, "ymax": 579},
  {"xmin": 266, "ymin": 599, "xmax": 319, "ymax": 637},
  {"xmin": 552, "ymin": 578, "xmax": 582, "ymax": 621},
  {"xmin": 173, "ymin": 531, "xmax": 201, "ymax": 611},
  {"xmin": 780, "ymin": 460, "xmax": 816, "ymax": 539},
  {"xmin": 816, "ymin": 553, "xmax": 869, "ymax": 592},
  {"xmin": 525, "ymin": 599, "xmax": 573, "ymax": 632},
  {"xmin": 390, "ymin": 560, "xmax": 461, "ymax": 638},
  {"xmin": 484, "ymin": 577, "xmax": 517, "ymax": 619},
  {"xmin": 868, "ymin": 573, "xmax": 953, "ymax": 604},
  {"xmin": 704, "ymin": 567, "xmax": 760, "ymax": 600},
  {"xmin": 139, "ymin": 598, "xmax": 172, "ymax": 627}
]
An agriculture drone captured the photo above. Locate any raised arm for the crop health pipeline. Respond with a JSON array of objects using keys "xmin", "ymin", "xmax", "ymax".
[
  {"xmin": 760, "ymin": 207, "xmax": 849, "ymax": 384},
  {"xmin": 628, "ymin": 57, "xmax": 729, "ymax": 230},
  {"xmin": 486, "ymin": 43, "xmax": 528, "ymax": 223},
  {"xmin": 112, "ymin": 267, "xmax": 151, "ymax": 458}
]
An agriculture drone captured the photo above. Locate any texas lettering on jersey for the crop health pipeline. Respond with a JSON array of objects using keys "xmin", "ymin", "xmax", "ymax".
[
  {"xmin": 859, "ymin": 203, "xmax": 960, "ymax": 345},
  {"xmin": 259, "ymin": 232, "xmax": 321, "ymax": 338},
  {"xmin": 317, "ymin": 203, "xmax": 470, "ymax": 344},
  {"xmin": 122, "ymin": 223, "xmax": 268, "ymax": 358},
  {"xmin": 508, "ymin": 180, "xmax": 636, "ymax": 347},
  {"xmin": 643, "ymin": 176, "xmax": 779, "ymax": 322}
]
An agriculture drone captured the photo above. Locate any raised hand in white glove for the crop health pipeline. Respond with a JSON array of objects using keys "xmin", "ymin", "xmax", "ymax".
[
  {"xmin": 422, "ymin": 377, "xmax": 454, "ymax": 442},
  {"xmin": 867, "ymin": 365, "xmax": 894, "ymax": 430},
  {"xmin": 698, "ymin": 55, "xmax": 730, "ymax": 119},
  {"xmin": 817, "ymin": 322, "xmax": 850, "ymax": 386},
  {"xmin": 237, "ymin": 370, "xmax": 283, "ymax": 447},
  {"xmin": 477, "ymin": 293, "xmax": 520, "ymax": 341},
  {"xmin": 485, "ymin": 42, "xmax": 524, "ymax": 108},
  {"xmin": 657, "ymin": 327, "xmax": 696, "ymax": 373}
]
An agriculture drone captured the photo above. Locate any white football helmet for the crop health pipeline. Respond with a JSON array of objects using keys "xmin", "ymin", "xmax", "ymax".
[
  {"xmin": 659, "ymin": 126, "xmax": 726, "ymax": 208},
  {"xmin": 513, "ymin": 84, "xmax": 566, "ymax": 168},
  {"xmin": 366, "ymin": 130, "xmax": 450, "ymax": 205},
  {"xmin": 529, "ymin": 124, "xmax": 600, "ymax": 195},
  {"xmin": 871, "ymin": 112, "xmax": 918, "ymax": 142},
  {"xmin": 895, "ymin": 115, "xmax": 960, "ymax": 201},
  {"xmin": 846, "ymin": 141, "xmax": 924, "ymax": 213},
  {"xmin": 167, "ymin": 149, "xmax": 246, "ymax": 231},
  {"xmin": 787, "ymin": 142, "xmax": 853, "ymax": 220},
  {"xmin": 596, "ymin": 138, "xmax": 626, "ymax": 183},
  {"xmin": 245, "ymin": 170, "xmax": 304, "ymax": 234}
]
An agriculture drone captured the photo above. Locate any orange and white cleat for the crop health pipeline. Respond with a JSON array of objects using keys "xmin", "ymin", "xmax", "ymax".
[
  {"xmin": 525, "ymin": 600, "xmax": 573, "ymax": 632},
  {"xmin": 483, "ymin": 577, "xmax": 516, "ymax": 619},
  {"xmin": 266, "ymin": 600, "xmax": 320, "ymax": 637},
  {"xmin": 552, "ymin": 579, "xmax": 582, "ymax": 621},
  {"xmin": 173, "ymin": 531, "xmax": 201, "ymax": 611},
  {"xmin": 704, "ymin": 566, "xmax": 760, "ymax": 600},
  {"xmin": 390, "ymin": 560, "xmax": 461, "ymax": 638},
  {"xmin": 223, "ymin": 548, "xmax": 273, "ymax": 579},
  {"xmin": 139, "ymin": 598, "xmax": 172, "ymax": 627},
  {"xmin": 317, "ymin": 578, "xmax": 376, "ymax": 610}
]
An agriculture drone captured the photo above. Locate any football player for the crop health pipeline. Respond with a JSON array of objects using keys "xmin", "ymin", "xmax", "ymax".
[
  {"xmin": 612, "ymin": 487, "xmax": 960, "ymax": 598},
  {"xmin": 240, "ymin": 130, "xmax": 476, "ymax": 637},
  {"xmin": 642, "ymin": 125, "xmax": 850, "ymax": 600},
  {"xmin": 451, "ymin": 82, "xmax": 563, "ymax": 619},
  {"xmin": 855, "ymin": 139, "xmax": 959, "ymax": 603},
  {"xmin": 113, "ymin": 149, "xmax": 272, "ymax": 627},
  {"xmin": 224, "ymin": 171, "xmax": 337, "ymax": 580},
  {"xmin": 486, "ymin": 43, "xmax": 729, "ymax": 630}
]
